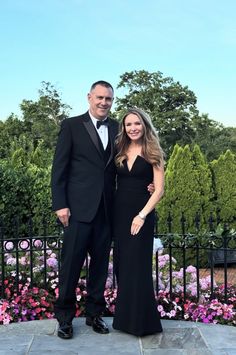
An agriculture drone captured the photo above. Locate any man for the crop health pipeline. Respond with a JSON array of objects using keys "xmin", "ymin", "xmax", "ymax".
[{"xmin": 51, "ymin": 81, "xmax": 119, "ymax": 339}]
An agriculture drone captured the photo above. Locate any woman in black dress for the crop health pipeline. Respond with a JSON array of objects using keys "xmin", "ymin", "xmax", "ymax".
[{"xmin": 112, "ymin": 107, "xmax": 164, "ymax": 337}]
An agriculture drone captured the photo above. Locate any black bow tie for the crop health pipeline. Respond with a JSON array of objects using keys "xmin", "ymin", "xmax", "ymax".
[{"xmin": 96, "ymin": 119, "xmax": 109, "ymax": 129}]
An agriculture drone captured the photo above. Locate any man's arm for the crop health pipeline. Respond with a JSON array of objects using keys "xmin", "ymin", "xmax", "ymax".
[{"xmin": 51, "ymin": 119, "xmax": 72, "ymax": 211}]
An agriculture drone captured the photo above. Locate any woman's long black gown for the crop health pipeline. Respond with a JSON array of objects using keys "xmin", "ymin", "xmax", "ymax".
[{"xmin": 112, "ymin": 155, "xmax": 163, "ymax": 336}]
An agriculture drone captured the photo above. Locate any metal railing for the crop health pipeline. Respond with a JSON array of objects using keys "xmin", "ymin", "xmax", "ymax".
[{"xmin": 1, "ymin": 214, "xmax": 235, "ymax": 304}]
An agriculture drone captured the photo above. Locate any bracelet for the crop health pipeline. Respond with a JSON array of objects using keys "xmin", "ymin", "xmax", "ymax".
[{"xmin": 138, "ymin": 211, "xmax": 146, "ymax": 220}]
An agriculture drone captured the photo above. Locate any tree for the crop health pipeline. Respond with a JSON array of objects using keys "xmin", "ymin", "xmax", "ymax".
[
  {"xmin": 210, "ymin": 150, "xmax": 236, "ymax": 227},
  {"xmin": 192, "ymin": 114, "xmax": 236, "ymax": 161},
  {"xmin": 0, "ymin": 82, "xmax": 71, "ymax": 160},
  {"xmin": 157, "ymin": 144, "xmax": 213, "ymax": 233},
  {"xmin": 114, "ymin": 70, "xmax": 236, "ymax": 161},
  {"xmin": 115, "ymin": 70, "xmax": 199, "ymax": 155},
  {"xmin": 192, "ymin": 144, "xmax": 213, "ymax": 220},
  {"xmin": 8, "ymin": 135, "xmax": 53, "ymax": 168},
  {"xmin": 20, "ymin": 81, "xmax": 71, "ymax": 150},
  {"xmin": 0, "ymin": 114, "xmax": 25, "ymax": 159}
]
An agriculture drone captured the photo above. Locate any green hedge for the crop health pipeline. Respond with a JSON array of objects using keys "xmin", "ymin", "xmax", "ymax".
[
  {"xmin": 0, "ymin": 144, "xmax": 235, "ymax": 238},
  {"xmin": 0, "ymin": 160, "xmax": 55, "ymax": 238}
]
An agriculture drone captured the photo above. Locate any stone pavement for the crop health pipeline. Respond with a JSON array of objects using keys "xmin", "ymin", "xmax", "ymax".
[{"xmin": 0, "ymin": 317, "xmax": 236, "ymax": 355}]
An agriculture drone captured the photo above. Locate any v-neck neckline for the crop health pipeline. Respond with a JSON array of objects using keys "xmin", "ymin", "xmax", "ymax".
[{"xmin": 126, "ymin": 155, "xmax": 141, "ymax": 172}]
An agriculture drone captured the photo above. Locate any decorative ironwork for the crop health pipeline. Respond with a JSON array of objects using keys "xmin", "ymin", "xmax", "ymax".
[{"xmin": 1, "ymin": 212, "xmax": 235, "ymax": 309}]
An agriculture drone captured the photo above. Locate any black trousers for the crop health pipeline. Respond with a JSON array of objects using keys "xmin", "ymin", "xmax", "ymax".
[{"xmin": 54, "ymin": 200, "xmax": 111, "ymax": 323}]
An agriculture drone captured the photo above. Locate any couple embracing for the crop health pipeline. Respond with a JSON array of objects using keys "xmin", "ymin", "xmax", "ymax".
[{"xmin": 51, "ymin": 80, "xmax": 164, "ymax": 339}]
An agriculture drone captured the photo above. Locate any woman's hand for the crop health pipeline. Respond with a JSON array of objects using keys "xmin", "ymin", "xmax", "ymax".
[{"xmin": 131, "ymin": 215, "xmax": 145, "ymax": 235}]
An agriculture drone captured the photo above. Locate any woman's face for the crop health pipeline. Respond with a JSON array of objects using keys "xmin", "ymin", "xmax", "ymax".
[{"xmin": 124, "ymin": 113, "xmax": 144, "ymax": 142}]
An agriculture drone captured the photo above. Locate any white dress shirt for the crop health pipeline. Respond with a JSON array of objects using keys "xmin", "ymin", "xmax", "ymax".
[{"xmin": 89, "ymin": 111, "xmax": 108, "ymax": 149}]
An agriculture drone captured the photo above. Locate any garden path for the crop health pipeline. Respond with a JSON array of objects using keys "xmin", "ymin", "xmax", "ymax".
[{"xmin": 0, "ymin": 318, "xmax": 236, "ymax": 354}]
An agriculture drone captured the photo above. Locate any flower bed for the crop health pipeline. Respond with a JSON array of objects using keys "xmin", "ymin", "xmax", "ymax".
[{"xmin": 1, "ymin": 242, "xmax": 236, "ymax": 326}]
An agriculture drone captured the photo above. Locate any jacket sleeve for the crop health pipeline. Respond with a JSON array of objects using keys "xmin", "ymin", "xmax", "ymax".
[{"xmin": 51, "ymin": 119, "xmax": 72, "ymax": 211}]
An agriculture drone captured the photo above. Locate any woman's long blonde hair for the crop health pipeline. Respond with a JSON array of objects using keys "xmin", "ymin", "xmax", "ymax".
[{"xmin": 115, "ymin": 107, "xmax": 164, "ymax": 167}]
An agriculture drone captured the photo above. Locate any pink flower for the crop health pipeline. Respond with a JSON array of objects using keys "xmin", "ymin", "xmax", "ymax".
[
  {"xmin": 172, "ymin": 270, "xmax": 183, "ymax": 279},
  {"xmin": 46, "ymin": 257, "xmax": 58, "ymax": 269},
  {"xmin": 6, "ymin": 257, "xmax": 16, "ymax": 266},
  {"xmin": 186, "ymin": 265, "xmax": 196, "ymax": 273},
  {"xmin": 4, "ymin": 241, "xmax": 14, "ymax": 251},
  {"xmin": 35, "ymin": 308, "xmax": 42, "ymax": 314},
  {"xmin": 203, "ymin": 318, "xmax": 210, "ymax": 323},
  {"xmin": 32, "ymin": 288, "xmax": 39, "ymax": 294},
  {"xmin": 1, "ymin": 251, "xmax": 236, "ymax": 326},
  {"xmin": 34, "ymin": 239, "xmax": 43, "ymax": 248},
  {"xmin": 20, "ymin": 240, "xmax": 30, "ymax": 250},
  {"xmin": 19, "ymin": 256, "xmax": 28, "ymax": 266}
]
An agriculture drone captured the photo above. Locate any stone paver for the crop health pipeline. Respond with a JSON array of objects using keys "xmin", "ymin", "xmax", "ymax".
[{"xmin": 0, "ymin": 318, "xmax": 235, "ymax": 355}]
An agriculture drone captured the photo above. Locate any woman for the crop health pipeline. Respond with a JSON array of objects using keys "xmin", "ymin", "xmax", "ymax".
[{"xmin": 112, "ymin": 107, "xmax": 164, "ymax": 336}]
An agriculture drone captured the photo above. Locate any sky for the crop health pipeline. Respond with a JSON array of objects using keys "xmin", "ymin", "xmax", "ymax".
[{"xmin": 0, "ymin": 0, "xmax": 235, "ymax": 127}]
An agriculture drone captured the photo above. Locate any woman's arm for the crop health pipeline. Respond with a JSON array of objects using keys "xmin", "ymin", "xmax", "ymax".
[{"xmin": 130, "ymin": 164, "xmax": 164, "ymax": 235}]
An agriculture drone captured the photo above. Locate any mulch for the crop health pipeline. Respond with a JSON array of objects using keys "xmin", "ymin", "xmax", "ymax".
[{"xmin": 199, "ymin": 265, "xmax": 236, "ymax": 285}]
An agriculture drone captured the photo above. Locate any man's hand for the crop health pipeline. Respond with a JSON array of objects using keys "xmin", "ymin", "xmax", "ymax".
[
  {"xmin": 56, "ymin": 208, "xmax": 71, "ymax": 227},
  {"xmin": 147, "ymin": 182, "xmax": 155, "ymax": 195}
]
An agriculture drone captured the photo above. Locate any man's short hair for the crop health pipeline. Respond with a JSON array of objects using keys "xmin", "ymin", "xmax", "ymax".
[{"xmin": 90, "ymin": 80, "xmax": 114, "ymax": 92}]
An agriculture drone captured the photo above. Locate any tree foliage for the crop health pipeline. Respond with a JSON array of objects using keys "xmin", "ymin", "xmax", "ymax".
[
  {"xmin": 115, "ymin": 70, "xmax": 236, "ymax": 160},
  {"xmin": 192, "ymin": 114, "xmax": 236, "ymax": 161},
  {"xmin": 115, "ymin": 70, "xmax": 199, "ymax": 155},
  {"xmin": 210, "ymin": 150, "xmax": 236, "ymax": 227},
  {"xmin": 0, "ymin": 82, "xmax": 71, "ymax": 160},
  {"xmin": 0, "ymin": 160, "xmax": 54, "ymax": 238},
  {"xmin": 20, "ymin": 81, "xmax": 71, "ymax": 150},
  {"xmin": 0, "ymin": 75, "xmax": 236, "ymax": 235},
  {"xmin": 157, "ymin": 144, "xmax": 213, "ymax": 233},
  {"xmin": 0, "ymin": 114, "xmax": 25, "ymax": 159}
]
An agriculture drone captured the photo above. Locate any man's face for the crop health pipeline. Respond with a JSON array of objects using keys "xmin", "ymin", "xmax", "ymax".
[{"xmin": 88, "ymin": 85, "xmax": 114, "ymax": 120}]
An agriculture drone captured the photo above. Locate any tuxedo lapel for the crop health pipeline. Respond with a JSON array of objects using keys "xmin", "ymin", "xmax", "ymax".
[
  {"xmin": 82, "ymin": 113, "xmax": 104, "ymax": 158},
  {"xmin": 106, "ymin": 118, "xmax": 118, "ymax": 167}
]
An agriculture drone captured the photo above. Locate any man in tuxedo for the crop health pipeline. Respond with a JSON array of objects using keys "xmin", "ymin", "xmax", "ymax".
[{"xmin": 51, "ymin": 80, "xmax": 119, "ymax": 339}]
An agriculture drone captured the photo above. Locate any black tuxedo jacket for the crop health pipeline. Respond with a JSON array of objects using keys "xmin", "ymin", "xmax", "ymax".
[{"xmin": 51, "ymin": 112, "xmax": 119, "ymax": 223}]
